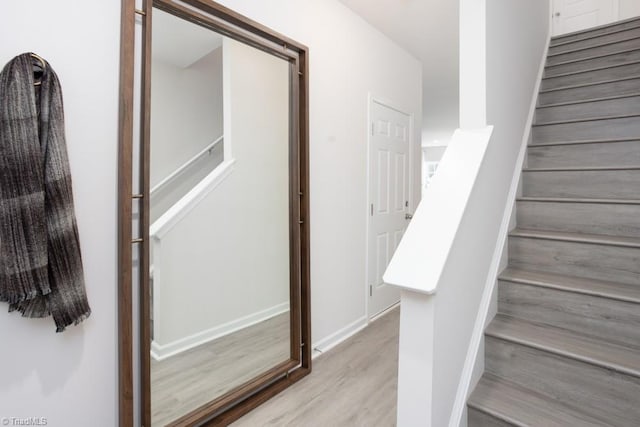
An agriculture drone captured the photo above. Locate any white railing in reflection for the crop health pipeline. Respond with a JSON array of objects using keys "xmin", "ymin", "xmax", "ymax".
[
  {"xmin": 150, "ymin": 157, "xmax": 235, "ymax": 240},
  {"xmin": 150, "ymin": 135, "xmax": 223, "ymax": 196}
]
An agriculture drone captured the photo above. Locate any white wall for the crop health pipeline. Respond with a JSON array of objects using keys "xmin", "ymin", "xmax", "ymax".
[
  {"xmin": 0, "ymin": 1, "xmax": 120, "ymax": 426},
  {"xmin": 421, "ymin": 146, "xmax": 447, "ymax": 194},
  {"xmin": 214, "ymin": 0, "xmax": 423, "ymax": 348},
  {"xmin": 150, "ymin": 48, "xmax": 224, "ymax": 222},
  {"xmin": 423, "ymin": 146, "xmax": 447, "ymax": 163},
  {"xmin": 338, "ymin": 0, "xmax": 459, "ymax": 150},
  {"xmin": 154, "ymin": 38, "xmax": 290, "ymax": 348},
  {"xmin": 432, "ymin": 0, "xmax": 549, "ymax": 424},
  {"xmin": 619, "ymin": 0, "xmax": 640, "ymax": 20},
  {"xmin": 459, "ymin": 0, "xmax": 487, "ymax": 129},
  {"xmin": 0, "ymin": 0, "xmax": 421, "ymax": 424},
  {"xmin": 150, "ymin": 49, "xmax": 224, "ymax": 187}
]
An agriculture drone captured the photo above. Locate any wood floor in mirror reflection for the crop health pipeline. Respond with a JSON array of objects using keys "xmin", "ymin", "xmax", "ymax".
[
  {"xmin": 151, "ymin": 312, "xmax": 290, "ymax": 426},
  {"xmin": 232, "ymin": 307, "xmax": 400, "ymax": 427}
]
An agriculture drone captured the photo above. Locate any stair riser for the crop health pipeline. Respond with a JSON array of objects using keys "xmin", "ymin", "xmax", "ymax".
[
  {"xmin": 536, "ymin": 96, "xmax": 640, "ymax": 123},
  {"xmin": 532, "ymin": 116, "xmax": 640, "ymax": 144},
  {"xmin": 522, "ymin": 169, "xmax": 640, "ymax": 199},
  {"xmin": 527, "ymin": 140, "xmax": 640, "ymax": 168},
  {"xmin": 508, "ymin": 236, "xmax": 640, "ymax": 286},
  {"xmin": 467, "ymin": 407, "xmax": 513, "ymax": 427},
  {"xmin": 551, "ymin": 20, "xmax": 640, "ymax": 46},
  {"xmin": 547, "ymin": 38, "xmax": 640, "ymax": 66},
  {"xmin": 539, "ymin": 78, "xmax": 640, "ymax": 105},
  {"xmin": 516, "ymin": 200, "xmax": 640, "ymax": 238},
  {"xmin": 541, "ymin": 62, "xmax": 640, "ymax": 91},
  {"xmin": 545, "ymin": 48, "xmax": 640, "ymax": 77},
  {"xmin": 498, "ymin": 281, "xmax": 640, "ymax": 349},
  {"xmin": 550, "ymin": 26, "xmax": 640, "ymax": 55},
  {"xmin": 485, "ymin": 336, "xmax": 640, "ymax": 425}
]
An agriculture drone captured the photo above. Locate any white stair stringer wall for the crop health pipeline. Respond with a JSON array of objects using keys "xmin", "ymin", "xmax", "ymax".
[{"xmin": 454, "ymin": 31, "xmax": 551, "ymax": 427}]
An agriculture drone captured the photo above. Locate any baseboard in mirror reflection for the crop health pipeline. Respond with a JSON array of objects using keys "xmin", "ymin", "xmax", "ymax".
[{"xmin": 151, "ymin": 302, "xmax": 289, "ymax": 360}]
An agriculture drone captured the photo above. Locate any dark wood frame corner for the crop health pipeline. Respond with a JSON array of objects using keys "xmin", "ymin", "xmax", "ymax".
[{"xmin": 118, "ymin": 0, "xmax": 311, "ymax": 425}]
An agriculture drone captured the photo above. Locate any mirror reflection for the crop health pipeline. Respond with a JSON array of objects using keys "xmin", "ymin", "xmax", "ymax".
[{"xmin": 149, "ymin": 8, "xmax": 292, "ymax": 425}]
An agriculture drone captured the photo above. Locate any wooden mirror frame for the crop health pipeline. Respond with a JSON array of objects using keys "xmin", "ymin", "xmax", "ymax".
[{"xmin": 118, "ymin": 0, "xmax": 311, "ymax": 425}]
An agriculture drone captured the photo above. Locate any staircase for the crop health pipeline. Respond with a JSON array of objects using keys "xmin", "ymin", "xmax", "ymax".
[{"xmin": 467, "ymin": 17, "xmax": 640, "ymax": 426}]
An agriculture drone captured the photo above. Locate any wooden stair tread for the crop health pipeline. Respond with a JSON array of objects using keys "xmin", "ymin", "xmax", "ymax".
[
  {"xmin": 551, "ymin": 23, "xmax": 640, "ymax": 48},
  {"xmin": 500, "ymin": 267, "xmax": 640, "ymax": 304},
  {"xmin": 517, "ymin": 196, "xmax": 640, "ymax": 205},
  {"xmin": 533, "ymin": 112, "xmax": 640, "ymax": 126},
  {"xmin": 529, "ymin": 136, "xmax": 640, "ymax": 147},
  {"xmin": 468, "ymin": 374, "xmax": 605, "ymax": 427},
  {"xmin": 487, "ymin": 315, "xmax": 640, "ymax": 378},
  {"xmin": 548, "ymin": 35, "xmax": 640, "ymax": 58},
  {"xmin": 537, "ymin": 92, "xmax": 640, "ymax": 109},
  {"xmin": 523, "ymin": 166, "xmax": 640, "ymax": 172},
  {"xmin": 543, "ymin": 59, "xmax": 640, "ymax": 80},
  {"xmin": 510, "ymin": 228, "xmax": 640, "ymax": 248},
  {"xmin": 539, "ymin": 74, "xmax": 640, "ymax": 93},
  {"xmin": 547, "ymin": 47, "xmax": 640, "ymax": 68},
  {"xmin": 551, "ymin": 16, "xmax": 640, "ymax": 44}
]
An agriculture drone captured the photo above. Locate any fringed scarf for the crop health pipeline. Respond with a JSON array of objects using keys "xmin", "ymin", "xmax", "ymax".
[{"xmin": 0, "ymin": 53, "xmax": 90, "ymax": 332}]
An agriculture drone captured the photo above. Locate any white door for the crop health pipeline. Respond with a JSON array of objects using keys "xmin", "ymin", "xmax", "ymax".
[
  {"xmin": 368, "ymin": 101, "xmax": 411, "ymax": 318},
  {"xmin": 552, "ymin": 0, "xmax": 619, "ymax": 36}
]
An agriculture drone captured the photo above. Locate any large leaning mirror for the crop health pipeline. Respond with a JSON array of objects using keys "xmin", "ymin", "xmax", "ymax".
[{"xmin": 118, "ymin": 1, "xmax": 310, "ymax": 425}]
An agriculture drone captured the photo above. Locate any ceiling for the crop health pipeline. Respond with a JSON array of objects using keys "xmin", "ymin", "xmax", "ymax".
[
  {"xmin": 152, "ymin": 8, "xmax": 223, "ymax": 68},
  {"xmin": 151, "ymin": 2, "xmax": 459, "ymax": 143},
  {"xmin": 339, "ymin": 0, "xmax": 459, "ymax": 144}
]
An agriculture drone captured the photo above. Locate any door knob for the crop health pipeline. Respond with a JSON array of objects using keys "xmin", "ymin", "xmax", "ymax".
[
  {"xmin": 554, "ymin": 12, "xmax": 560, "ymax": 17},
  {"xmin": 405, "ymin": 213, "xmax": 413, "ymax": 220}
]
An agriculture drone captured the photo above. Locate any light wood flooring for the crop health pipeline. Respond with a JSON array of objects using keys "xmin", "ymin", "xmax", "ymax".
[
  {"xmin": 151, "ymin": 313, "xmax": 290, "ymax": 426},
  {"xmin": 232, "ymin": 307, "xmax": 399, "ymax": 427}
]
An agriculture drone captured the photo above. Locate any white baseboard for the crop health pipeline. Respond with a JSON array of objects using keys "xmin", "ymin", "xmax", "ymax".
[
  {"xmin": 151, "ymin": 302, "xmax": 290, "ymax": 361},
  {"xmin": 312, "ymin": 315, "xmax": 369, "ymax": 359},
  {"xmin": 448, "ymin": 25, "xmax": 552, "ymax": 427},
  {"xmin": 312, "ymin": 303, "xmax": 399, "ymax": 359},
  {"xmin": 370, "ymin": 301, "xmax": 400, "ymax": 322}
]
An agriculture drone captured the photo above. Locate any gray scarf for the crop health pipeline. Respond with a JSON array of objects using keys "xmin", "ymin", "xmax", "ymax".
[{"xmin": 0, "ymin": 53, "xmax": 90, "ymax": 332}]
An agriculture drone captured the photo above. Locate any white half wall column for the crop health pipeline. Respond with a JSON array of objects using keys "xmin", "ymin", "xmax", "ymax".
[
  {"xmin": 386, "ymin": 1, "xmax": 550, "ymax": 426},
  {"xmin": 459, "ymin": 0, "xmax": 487, "ymax": 130}
]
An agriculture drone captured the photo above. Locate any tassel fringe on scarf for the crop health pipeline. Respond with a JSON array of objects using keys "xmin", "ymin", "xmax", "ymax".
[{"xmin": 0, "ymin": 53, "xmax": 90, "ymax": 332}]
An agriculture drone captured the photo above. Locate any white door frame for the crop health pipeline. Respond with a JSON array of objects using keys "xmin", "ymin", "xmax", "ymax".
[
  {"xmin": 365, "ymin": 94, "xmax": 414, "ymax": 320},
  {"xmin": 552, "ymin": 0, "xmax": 619, "ymax": 36}
]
